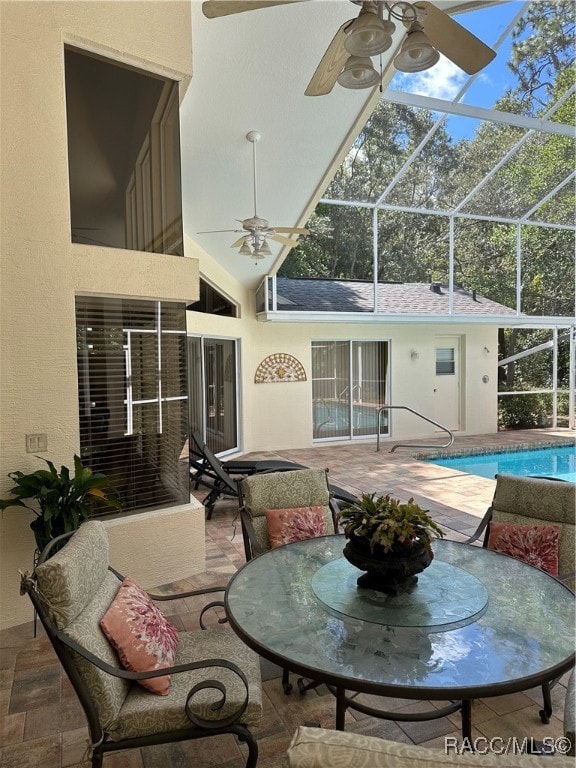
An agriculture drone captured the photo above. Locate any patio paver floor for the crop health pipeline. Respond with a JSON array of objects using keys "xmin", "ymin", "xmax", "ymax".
[{"xmin": 0, "ymin": 428, "xmax": 573, "ymax": 766}]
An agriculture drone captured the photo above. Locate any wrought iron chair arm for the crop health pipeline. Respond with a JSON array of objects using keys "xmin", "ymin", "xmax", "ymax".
[
  {"xmin": 53, "ymin": 628, "xmax": 250, "ymax": 727},
  {"xmin": 54, "ymin": 628, "xmax": 240, "ymax": 681},
  {"xmin": 68, "ymin": 630, "xmax": 250, "ymax": 728},
  {"xmin": 464, "ymin": 507, "xmax": 493, "ymax": 545},
  {"xmin": 558, "ymin": 571, "xmax": 575, "ymax": 589},
  {"xmin": 107, "ymin": 567, "xmax": 230, "ymax": 629},
  {"xmin": 239, "ymin": 508, "xmax": 266, "ymax": 561},
  {"xmin": 143, "ymin": 584, "xmax": 227, "ymax": 602}
]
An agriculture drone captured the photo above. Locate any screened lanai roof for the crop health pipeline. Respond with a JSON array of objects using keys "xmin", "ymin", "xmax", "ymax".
[{"xmin": 266, "ymin": 0, "xmax": 575, "ymax": 327}]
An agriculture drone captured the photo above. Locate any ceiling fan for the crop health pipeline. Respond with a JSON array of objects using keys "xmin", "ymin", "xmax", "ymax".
[
  {"xmin": 197, "ymin": 130, "xmax": 309, "ymax": 261},
  {"xmin": 201, "ymin": 1, "xmax": 496, "ymax": 96}
]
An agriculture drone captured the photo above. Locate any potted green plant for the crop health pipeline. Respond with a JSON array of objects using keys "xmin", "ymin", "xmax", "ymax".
[
  {"xmin": 339, "ymin": 493, "xmax": 444, "ymax": 595},
  {"xmin": 0, "ymin": 455, "xmax": 120, "ymax": 552}
]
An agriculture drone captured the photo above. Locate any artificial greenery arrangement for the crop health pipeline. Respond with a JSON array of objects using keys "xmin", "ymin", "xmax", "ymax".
[
  {"xmin": 339, "ymin": 492, "xmax": 444, "ymax": 556},
  {"xmin": 0, "ymin": 455, "xmax": 120, "ymax": 548}
]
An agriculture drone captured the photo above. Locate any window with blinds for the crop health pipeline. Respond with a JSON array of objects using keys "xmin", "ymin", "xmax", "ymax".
[
  {"xmin": 436, "ymin": 347, "xmax": 456, "ymax": 376},
  {"xmin": 76, "ymin": 297, "xmax": 189, "ymax": 514}
]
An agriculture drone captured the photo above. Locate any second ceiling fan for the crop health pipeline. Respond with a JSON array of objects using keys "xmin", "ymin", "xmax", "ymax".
[
  {"xmin": 197, "ymin": 131, "xmax": 309, "ymax": 262},
  {"xmin": 201, "ymin": 0, "xmax": 496, "ymax": 96}
]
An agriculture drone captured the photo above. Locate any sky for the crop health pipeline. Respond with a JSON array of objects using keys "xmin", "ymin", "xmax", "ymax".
[{"xmin": 389, "ymin": 1, "xmax": 527, "ymax": 141}]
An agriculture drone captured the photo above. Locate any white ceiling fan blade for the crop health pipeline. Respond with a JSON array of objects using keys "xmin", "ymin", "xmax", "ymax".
[
  {"xmin": 272, "ymin": 227, "xmax": 310, "ymax": 234},
  {"xmin": 415, "ymin": 1, "xmax": 496, "ymax": 75},
  {"xmin": 305, "ymin": 21, "xmax": 352, "ymax": 97},
  {"xmin": 230, "ymin": 236, "xmax": 247, "ymax": 248},
  {"xmin": 202, "ymin": 0, "xmax": 307, "ymax": 19},
  {"xmin": 270, "ymin": 233, "xmax": 302, "ymax": 247},
  {"xmin": 197, "ymin": 228, "xmax": 243, "ymax": 234}
]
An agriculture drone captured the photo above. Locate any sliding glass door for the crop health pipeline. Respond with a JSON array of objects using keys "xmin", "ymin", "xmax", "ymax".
[
  {"xmin": 188, "ymin": 336, "xmax": 238, "ymax": 454},
  {"xmin": 312, "ymin": 340, "xmax": 389, "ymax": 440}
]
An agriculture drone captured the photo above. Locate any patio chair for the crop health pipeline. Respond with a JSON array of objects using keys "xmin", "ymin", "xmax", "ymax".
[
  {"xmin": 467, "ymin": 473, "xmax": 575, "ymax": 724},
  {"xmin": 20, "ymin": 520, "xmax": 262, "ymax": 768},
  {"xmin": 238, "ymin": 467, "xmax": 340, "ymax": 694}
]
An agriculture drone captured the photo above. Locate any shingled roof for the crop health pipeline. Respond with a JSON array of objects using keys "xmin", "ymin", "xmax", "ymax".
[{"xmin": 275, "ymin": 278, "xmax": 517, "ymax": 316}]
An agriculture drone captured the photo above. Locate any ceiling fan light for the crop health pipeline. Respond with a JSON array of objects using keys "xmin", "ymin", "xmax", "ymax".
[
  {"xmin": 238, "ymin": 240, "xmax": 253, "ymax": 256},
  {"xmin": 251, "ymin": 249, "xmax": 267, "ymax": 261},
  {"xmin": 344, "ymin": 12, "xmax": 394, "ymax": 58},
  {"xmin": 337, "ymin": 55, "xmax": 380, "ymax": 90},
  {"xmin": 394, "ymin": 24, "xmax": 440, "ymax": 73},
  {"xmin": 258, "ymin": 240, "xmax": 272, "ymax": 256}
]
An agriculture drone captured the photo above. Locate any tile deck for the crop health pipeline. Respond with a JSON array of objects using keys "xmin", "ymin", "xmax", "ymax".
[{"xmin": 1, "ymin": 428, "xmax": 574, "ymax": 767}]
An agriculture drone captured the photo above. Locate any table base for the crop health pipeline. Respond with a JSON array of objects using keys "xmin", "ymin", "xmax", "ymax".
[{"xmin": 299, "ymin": 683, "xmax": 472, "ymax": 740}]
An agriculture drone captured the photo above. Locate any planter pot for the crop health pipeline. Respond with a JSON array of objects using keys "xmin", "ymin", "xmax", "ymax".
[{"xmin": 343, "ymin": 535, "xmax": 433, "ymax": 596}]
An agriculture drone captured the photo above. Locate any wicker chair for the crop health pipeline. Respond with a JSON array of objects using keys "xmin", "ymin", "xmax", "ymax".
[{"xmin": 20, "ymin": 521, "xmax": 262, "ymax": 768}]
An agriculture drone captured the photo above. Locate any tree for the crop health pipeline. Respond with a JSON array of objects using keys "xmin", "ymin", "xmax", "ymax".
[
  {"xmin": 508, "ymin": 0, "xmax": 575, "ymax": 107},
  {"xmin": 279, "ymin": 3, "xmax": 574, "ymax": 412}
]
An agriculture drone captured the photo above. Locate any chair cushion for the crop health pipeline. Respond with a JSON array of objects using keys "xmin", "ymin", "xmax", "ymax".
[
  {"xmin": 286, "ymin": 726, "xmax": 576, "ymax": 768},
  {"xmin": 64, "ymin": 570, "xmax": 132, "ymax": 728},
  {"xmin": 491, "ymin": 475, "xmax": 575, "ymax": 580},
  {"xmin": 266, "ymin": 506, "xmax": 327, "ymax": 548},
  {"xmin": 100, "ymin": 576, "xmax": 179, "ymax": 695},
  {"xmin": 242, "ymin": 468, "xmax": 330, "ymax": 517},
  {"xmin": 106, "ymin": 629, "xmax": 262, "ymax": 741},
  {"xmin": 35, "ymin": 522, "xmax": 131, "ymax": 727},
  {"xmin": 35, "ymin": 521, "xmax": 110, "ymax": 630},
  {"xmin": 492, "ymin": 475, "xmax": 575, "ymax": 525},
  {"xmin": 487, "ymin": 522, "xmax": 560, "ymax": 575}
]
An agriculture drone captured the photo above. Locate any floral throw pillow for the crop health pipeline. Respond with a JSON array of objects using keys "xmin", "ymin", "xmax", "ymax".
[
  {"xmin": 100, "ymin": 576, "xmax": 179, "ymax": 695},
  {"xmin": 487, "ymin": 522, "xmax": 560, "ymax": 576},
  {"xmin": 265, "ymin": 506, "xmax": 328, "ymax": 549}
]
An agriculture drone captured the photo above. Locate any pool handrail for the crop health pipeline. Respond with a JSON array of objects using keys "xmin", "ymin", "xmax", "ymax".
[{"xmin": 376, "ymin": 405, "xmax": 454, "ymax": 453}]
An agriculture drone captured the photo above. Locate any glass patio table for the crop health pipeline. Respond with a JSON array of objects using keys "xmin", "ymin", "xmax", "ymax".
[{"xmin": 225, "ymin": 536, "xmax": 575, "ymax": 740}]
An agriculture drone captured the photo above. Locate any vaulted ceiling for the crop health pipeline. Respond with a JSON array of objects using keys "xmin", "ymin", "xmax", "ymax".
[{"xmin": 180, "ymin": 1, "xmax": 502, "ymax": 288}]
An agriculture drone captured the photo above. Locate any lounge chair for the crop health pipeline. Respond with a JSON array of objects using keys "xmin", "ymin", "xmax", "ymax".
[
  {"xmin": 189, "ymin": 431, "xmax": 357, "ymax": 518},
  {"xmin": 189, "ymin": 431, "xmax": 307, "ymax": 518}
]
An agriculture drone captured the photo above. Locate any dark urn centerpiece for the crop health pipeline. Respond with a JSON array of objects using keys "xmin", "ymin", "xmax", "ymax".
[{"xmin": 339, "ymin": 493, "xmax": 444, "ymax": 596}]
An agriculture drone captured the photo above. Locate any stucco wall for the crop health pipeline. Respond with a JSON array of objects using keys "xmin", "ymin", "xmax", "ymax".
[
  {"xmin": 0, "ymin": 1, "xmax": 203, "ymax": 630},
  {"xmin": 185, "ymin": 238, "xmax": 500, "ymax": 455},
  {"xmin": 103, "ymin": 501, "xmax": 206, "ymax": 589}
]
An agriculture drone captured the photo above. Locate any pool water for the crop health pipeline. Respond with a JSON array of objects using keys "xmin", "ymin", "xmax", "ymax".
[{"xmin": 427, "ymin": 444, "xmax": 576, "ymax": 483}]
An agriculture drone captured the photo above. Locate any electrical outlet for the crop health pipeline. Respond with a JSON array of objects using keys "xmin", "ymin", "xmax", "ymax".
[{"xmin": 26, "ymin": 433, "xmax": 48, "ymax": 453}]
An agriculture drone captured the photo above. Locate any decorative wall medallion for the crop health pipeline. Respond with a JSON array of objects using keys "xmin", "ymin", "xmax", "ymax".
[{"xmin": 254, "ymin": 353, "xmax": 307, "ymax": 383}]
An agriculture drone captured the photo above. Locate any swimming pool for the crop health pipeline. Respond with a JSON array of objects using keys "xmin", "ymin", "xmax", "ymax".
[{"xmin": 427, "ymin": 444, "xmax": 576, "ymax": 482}]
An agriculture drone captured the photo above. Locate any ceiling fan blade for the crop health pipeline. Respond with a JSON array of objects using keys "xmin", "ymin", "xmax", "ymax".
[
  {"xmin": 197, "ymin": 229, "xmax": 243, "ymax": 234},
  {"xmin": 305, "ymin": 21, "xmax": 352, "ymax": 97},
  {"xmin": 270, "ymin": 233, "xmax": 302, "ymax": 247},
  {"xmin": 230, "ymin": 236, "xmax": 247, "ymax": 248},
  {"xmin": 202, "ymin": 0, "xmax": 306, "ymax": 19},
  {"xmin": 272, "ymin": 227, "xmax": 310, "ymax": 234},
  {"xmin": 416, "ymin": 1, "xmax": 496, "ymax": 75}
]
